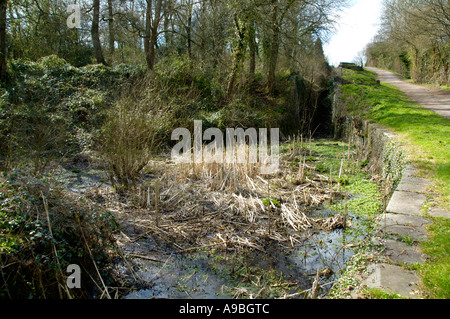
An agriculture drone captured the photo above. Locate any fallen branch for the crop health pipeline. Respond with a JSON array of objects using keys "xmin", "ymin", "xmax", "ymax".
[{"xmin": 279, "ymin": 281, "xmax": 336, "ymax": 299}]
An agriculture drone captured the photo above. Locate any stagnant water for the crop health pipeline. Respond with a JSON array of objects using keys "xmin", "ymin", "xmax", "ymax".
[
  {"xmin": 119, "ymin": 210, "xmax": 363, "ymax": 299},
  {"xmin": 54, "ymin": 156, "xmax": 372, "ymax": 299}
]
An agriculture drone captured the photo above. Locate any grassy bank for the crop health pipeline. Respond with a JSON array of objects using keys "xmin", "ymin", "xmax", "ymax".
[
  {"xmin": 339, "ymin": 68, "xmax": 450, "ymax": 298},
  {"xmin": 341, "ymin": 68, "xmax": 449, "ymax": 207}
]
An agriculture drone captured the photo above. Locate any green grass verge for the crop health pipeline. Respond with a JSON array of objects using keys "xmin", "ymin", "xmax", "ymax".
[
  {"xmin": 340, "ymin": 68, "xmax": 450, "ymax": 299},
  {"xmin": 419, "ymin": 217, "xmax": 450, "ymax": 298},
  {"xmin": 405, "ymin": 79, "xmax": 450, "ymax": 91},
  {"xmin": 341, "ymin": 68, "xmax": 449, "ymax": 207}
]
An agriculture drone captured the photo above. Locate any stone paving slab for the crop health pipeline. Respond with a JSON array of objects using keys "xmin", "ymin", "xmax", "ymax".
[
  {"xmin": 382, "ymin": 239, "xmax": 426, "ymax": 265},
  {"xmin": 396, "ymin": 176, "xmax": 430, "ymax": 193},
  {"xmin": 342, "ymin": 119, "xmax": 448, "ymax": 298},
  {"xmin": 428, "ymin": 207, "xmax": 450, "ymax": 218},
  {"xmin": 378, "ymin": 213, "xmax": 431, "ymax": 241},
  {"xmin": 351, "ymin": 111, "xmax": 449, "ymax": 298},
  {"xmin": 386, "ymin": 191, "xmax": 426, "ymax": 216},
  {"xmin": 363, "ymin": 263, "xmax": 421, "ymax": 298},
  {"xmin": 402, "ymin": 165, "xmax": 417, "ymax": 178}
]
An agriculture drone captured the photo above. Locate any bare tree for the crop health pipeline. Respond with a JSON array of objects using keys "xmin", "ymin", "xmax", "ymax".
[
  {"xmin": 247, "ymin": 17, "xmax": 257, "ymax": 85},
  {"xmin": 266, "ymin": 0, "xmax": 281, "ymax": 93},
  {"xmin": 92, "ymin": 0, "xmax": 107, "ymax": 65},
  {"xmin": 367, "ymin": 0, "xmax": 450, "ymax": 85},
  {"xmin": 144, "ymin": 0, "xmax": 164, "ymax": 71},
  {"xmin": 227, "ymin": 14, "xmax": 247, "ymax": 97},
  {"xmin": 0, "ymin": 0, "xmax": 7, "ymax": 83},
  {"xmin": 107, "ymin": 0, "xmax": 115, "ymax": 63}
]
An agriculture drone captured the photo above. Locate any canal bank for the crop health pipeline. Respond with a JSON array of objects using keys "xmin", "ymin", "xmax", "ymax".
[{"xmin": 330, "ymin": 66, "xmax": 450, "ymax": 298}]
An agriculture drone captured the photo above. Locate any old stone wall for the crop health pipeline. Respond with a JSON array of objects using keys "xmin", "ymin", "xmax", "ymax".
[
  {"xmin": 330, "ymin": 73, "xmax": 446, "ymax": 298},
  {"xmin": 332, "ymin": 82, "xmax": 407, "ymax": 193}
]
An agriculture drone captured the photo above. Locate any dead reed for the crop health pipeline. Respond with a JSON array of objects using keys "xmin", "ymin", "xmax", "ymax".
[{"xmin": 108, "ymin": 139, "xmax": 348, "ymax": 258}]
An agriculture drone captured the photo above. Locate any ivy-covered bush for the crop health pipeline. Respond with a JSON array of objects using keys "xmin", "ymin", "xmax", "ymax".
[
  {"xmin": 0, "ymin": 170, "xmax": 118, "ymax": 298},
  {"xmin": 0, "ymin": 56, "xmax": 145, "ymax": 172}
]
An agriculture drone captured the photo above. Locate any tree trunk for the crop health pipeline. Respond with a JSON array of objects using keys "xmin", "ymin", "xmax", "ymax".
[
  {"xmin": 227, "ymin": 16, "xmax": 246, "ymax": 98},
  {"xmin": 144, "ymin": 0, "xmax": 151, "ymax": 69},
  {"xmin": 107, "ymin": 0, "xmax": 115, "ymax": 63},
  {"xmin": 0, "ymin": 0, "xmax": 7, "ymax": 83},
  {"xmin": 147, "ymin": 31, "xmax": 158, "ymax": 71},
  {"xmin": 92, "ymin": 0, "xmax": 107, "ymax": 65},
  {"xmin": 163, "ymin": 0, "xmax": 172, "ymax": 47},
  {"xmin": 248, "ymin": 19, "xmax": 257, "ymax": 86},
  {"xmin": 186, "ymin": 0, "xmax": 193, "ymax": 60},
  {"xmin": 267, "ymin": 0, "xmax": 279, "ymax": 94},
  {"xmin": 145, "ymin": 0, "xmax": 163, "ymax": 71}
]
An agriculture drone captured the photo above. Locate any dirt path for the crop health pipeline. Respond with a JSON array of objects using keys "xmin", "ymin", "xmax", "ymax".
[{"xmin": 365, "ymin": 67, "xmax": 450, "ymax": 119}]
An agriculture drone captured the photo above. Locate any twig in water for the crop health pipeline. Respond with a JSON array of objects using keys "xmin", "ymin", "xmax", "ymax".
[
  {"xmin": 155, "ymin": 179, "xmax": 160, "ymax": 227},
  {"xmin": 310, "ymin": 269, "xmax": 320, "ymax": 299},
  {"xmin": 279, "ymin": 281, "xmax": 336, "ymax": 299},
  {"xmin": 41, "ymin": 192, "xmax": 71, "ymax": 299}
]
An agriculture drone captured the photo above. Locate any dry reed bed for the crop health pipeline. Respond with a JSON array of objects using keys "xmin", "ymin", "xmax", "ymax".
[{"xmin": 105, "ymin": 144, "xmax": 349, "ymax": 257}]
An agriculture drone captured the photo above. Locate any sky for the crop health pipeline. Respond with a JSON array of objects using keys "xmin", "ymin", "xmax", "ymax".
[{"xmin": 323, "ymin": 0, "xmax": 384, "ymax": 66}]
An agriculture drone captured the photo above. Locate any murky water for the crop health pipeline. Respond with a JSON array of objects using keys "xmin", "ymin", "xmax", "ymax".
[
  {"xmin": 53, "ymin": 164, "xmax": 370, "ymax": 299},
  {"xmin": 122, "ymin": 253, "xmax": 235, "ymax": 299},
  {"xmin": 119, "ymin": 209, "xmax": 366, "ymax": 299},
  {"xmin": 53, "ymin": 165, "xmax": 110, "ymax": 193}
]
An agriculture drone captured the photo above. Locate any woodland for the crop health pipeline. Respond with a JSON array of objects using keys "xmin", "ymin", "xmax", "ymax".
[
  {"xmin": 365, "ymin": 0, "xmax": 450, "ymax": 86},
  {"xmin": 0, "ymin": 0, "xmax": 360, "ymax": 299}
]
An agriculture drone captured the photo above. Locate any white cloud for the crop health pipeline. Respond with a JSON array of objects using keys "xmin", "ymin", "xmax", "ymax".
[{"xmin": 324, "ymin": 0, "xmax": 383, "ymax": 66}]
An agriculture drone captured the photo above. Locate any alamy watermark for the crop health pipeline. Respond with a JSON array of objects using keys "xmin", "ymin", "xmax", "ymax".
[
  {"xmin": 66, "ymin": 264, "xmax": 81, "ymax": 289},
  {"xmin": 171, "ymin": 120, "xmax": 280, "ymax": 175},
  {"xmin": 67, "ymin": 4, "xmax": 81, "ymax": 29}
]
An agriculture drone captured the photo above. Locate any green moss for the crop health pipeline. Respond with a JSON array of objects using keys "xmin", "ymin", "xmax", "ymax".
[
  {"xmin": 262, "ymin": 197, "xmax": 281, "ymax": 208},
  {"xmin": 365, "ymin": 288, "xmax": 404, "ymax": 299},
  {"xmin": 315, "ymin": 162, "xmax": 329, "ymax": 173},
  {"xmin": 331, "ymin": 178, "xmax": 383, "ymax": 220}
]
